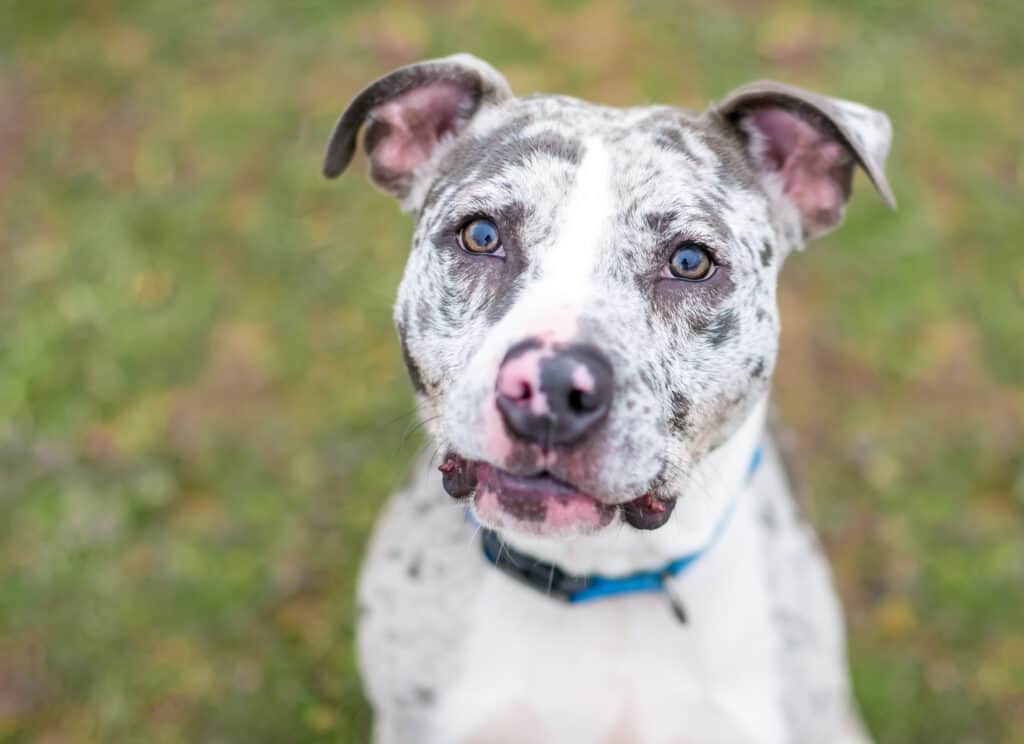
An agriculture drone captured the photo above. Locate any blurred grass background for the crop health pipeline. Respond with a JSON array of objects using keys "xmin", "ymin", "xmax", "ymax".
[{"xmin": 1, "ymin": 1, "xmax": 1022, "ymax": 742}]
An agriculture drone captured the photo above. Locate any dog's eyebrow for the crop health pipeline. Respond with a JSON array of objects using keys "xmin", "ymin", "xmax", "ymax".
[
  {"xmin": 442, "ymin": 128, "xmax": 584, "ymax": 182},
  {"xmin": 695, "ymin": 196, "xmax": 735, "ymax": 245},
  {"xmin": 653, "ymin": 126, "xmax": 699, "ymax": 162},
  {"xmin": 420, "ymin": 128, "xmax": 583, "ymax": 217},
  {"xmin": 643, "ymin": 211, "xmax": 681, "ymax": 235},
  {"xmin": 636, "ymin": 203, "xmax": 734, "ymax": 247}
]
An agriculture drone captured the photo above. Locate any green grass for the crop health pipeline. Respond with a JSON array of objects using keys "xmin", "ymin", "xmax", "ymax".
[{"xmin": 1, "ymin": 1, "xmax": 1021, "ymax": 742}]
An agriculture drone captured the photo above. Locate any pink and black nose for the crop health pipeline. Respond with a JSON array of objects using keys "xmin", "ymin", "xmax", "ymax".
[{"xmin": 495, "ymin": 340, "xmax": 613, "ymax": 448}]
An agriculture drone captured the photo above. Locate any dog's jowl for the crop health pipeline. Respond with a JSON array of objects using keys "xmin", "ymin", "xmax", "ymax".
[{"xmin": 324, "ymin": 54, "xmax": 893, "ymax": 744}]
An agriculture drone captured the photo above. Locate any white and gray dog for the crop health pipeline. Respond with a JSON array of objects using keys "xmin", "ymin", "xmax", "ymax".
[{"xmin": 323, "ymin": 53, "xmax": 894, "ymax": 744}]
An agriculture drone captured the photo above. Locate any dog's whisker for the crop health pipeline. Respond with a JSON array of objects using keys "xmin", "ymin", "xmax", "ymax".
[
  {"xmin": 399, "ymin": 414, "xmax": 442, "ymax": 449},
  {"xmin": 369, "ymin": 402, "xmax": 435, "ymax": 438}
]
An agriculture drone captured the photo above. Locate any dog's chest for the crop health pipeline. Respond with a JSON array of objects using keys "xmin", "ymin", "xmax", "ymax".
[{"xmin": 429, "ymin": 501, "xmax": 788, "ymax": 744}]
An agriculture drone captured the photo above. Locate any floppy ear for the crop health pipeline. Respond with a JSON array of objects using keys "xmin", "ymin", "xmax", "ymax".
[
  {"xmin": 713, "ymin": 81, "xmax": 895, "ymax": 240},
  {"xmin": 322, "ymin": 53, "xmax": 512, "ymax": 202}
]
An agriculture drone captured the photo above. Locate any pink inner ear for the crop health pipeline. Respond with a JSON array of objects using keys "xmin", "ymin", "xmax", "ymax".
[
  {"xmin": 748, "ymin": 107, "xmax": 854, "ymax": 236},
  {"xmin": 366, "ymin": 81, "xmax": 473, "ymax": 190}
]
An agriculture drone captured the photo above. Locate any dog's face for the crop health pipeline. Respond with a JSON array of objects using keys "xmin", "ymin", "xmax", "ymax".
[{"xmin": 326, "ymin": 54, "xmax": 893, "ymax": 538}]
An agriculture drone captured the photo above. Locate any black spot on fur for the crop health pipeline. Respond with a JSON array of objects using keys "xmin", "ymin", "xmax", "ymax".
[
  {"xmin": 696, "ymin": 197, "xmax": 734, "ymax": 244},
  {"xmin": 644, "ymin": 211, "xmax": 678, "ymax": 235},
  {"xmin": 760, "ymin": 239, "xmax": 774, "ymax": 267},
  {"xmin": 438, "ymin": 122, "xmax": 582, "ymax": 192},
  {"xmin": 696, "ymin": 122, "xmax": 763, "ymax": 191},
  {"xmin": 686, "ymin": 308, "xmax": 713, "ymax": 332},
  {"xmin": 397, "ymin": 323, "xmax": 427, "ymax": 395},
  {"xmin": 669, "ymin": 391, "xmax": 691, "ymax": 433},
  {"xmin": 530, "ymin": 131, "xmax": 583, "ymax": 164},
  {"xmin": 406, "ymin": 555, "xmax": 422, "ymax": 580},
  {"xmin": 637, "ymin": 365, "xmax": 657, "ymax": 392},
  {"xmin": 654, "ymin": 126, "xmax": 694, "ymax": 159},
  {"xmin": 428, "ymin": 199, "xmax": 534, "ymax": 327},
  {"xmin": 751, "ymin": 357, "xmax": 766, "ymax": 378},
  {"xmin": 413, "ymin": 685, "xmax": 436, "ymax": 705},
  {"xmin": 484, "ymin": 201, "xmax": 532, "ymax": 323},
  {"xmin": 437, "ymin": 292, "xmax": 460, "ymax": 329},
  {"xmin": 706, "ymin": 308, "xmax": 739, "ymax": 348}
]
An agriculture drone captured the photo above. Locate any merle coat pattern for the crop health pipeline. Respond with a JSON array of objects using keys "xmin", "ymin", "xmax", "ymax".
[{"xmin": 324, "ymin": 54, "xmax": 893, "ymax": 744}]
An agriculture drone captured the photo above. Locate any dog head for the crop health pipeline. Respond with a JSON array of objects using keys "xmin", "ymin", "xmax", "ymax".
[{"xmin": 325, "ymin": 54, "xmax": 893, "ymax": 538}]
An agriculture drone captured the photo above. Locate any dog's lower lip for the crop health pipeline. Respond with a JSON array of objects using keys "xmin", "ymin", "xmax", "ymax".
[
  {"xmin": 439, "ymin": 452, "xmax": 477, "ymax": 499},
  {"xmin": 474, "ymin": 462, "xmax": 616, "ymax": 531},
  {"xmin": 621, "ymin": 492, "xmax": 677, "ymax": 530}
]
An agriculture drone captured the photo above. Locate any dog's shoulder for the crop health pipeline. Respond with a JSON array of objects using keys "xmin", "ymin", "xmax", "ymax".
[
  {"xmin": 356, "ymin": 455, "xmax": 485, "ymax": 730},
  {"xmin": 754, "ymin": 438, "xmax": 870, "ymax": 743}
]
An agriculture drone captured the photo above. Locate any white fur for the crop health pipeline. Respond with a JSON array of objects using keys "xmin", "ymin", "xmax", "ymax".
[
  {"xmin": 343, "ymin": 59, "xmax": 892, "ymax": 744},
  {"xmin": 358, "ymin": 403, "xmax": 869, "ymax": 744}
]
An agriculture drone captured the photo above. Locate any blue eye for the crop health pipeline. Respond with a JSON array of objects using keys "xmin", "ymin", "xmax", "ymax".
[
  {"xmin": 667, "ymin": 242, "xmax": 714, "ymax": 281},
  {"xmin": 460, "ymin": 218, "xmax": 501, "ymax": 254}
]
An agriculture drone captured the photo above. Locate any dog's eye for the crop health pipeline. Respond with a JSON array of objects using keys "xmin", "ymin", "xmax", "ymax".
[
  {"xmin": 459, "ymin": 218, "xmax": 503, "ymax": 255},
  {"xmin": 666, "ymin": 242, "xmax": 715, "ymax": 281}
]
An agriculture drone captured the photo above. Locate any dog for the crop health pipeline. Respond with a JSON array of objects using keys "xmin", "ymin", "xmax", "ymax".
[{"xmin": 323, "ymin": 53, "xmax": 894, "ymax": 744}]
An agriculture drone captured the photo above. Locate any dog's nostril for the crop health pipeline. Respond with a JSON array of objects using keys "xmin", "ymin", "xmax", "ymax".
[
  {"xmin": 498, "ymin": 378, "xmax": 532, "ymax": 405},
  {"xmin": 495, "ymin": 366, "xmax": 536, "ymax": 407}
]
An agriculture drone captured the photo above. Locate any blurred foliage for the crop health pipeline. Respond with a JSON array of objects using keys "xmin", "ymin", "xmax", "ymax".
[{"xmin": 0, "ymin": 1, "xmax": 1021, "ymax": 742}]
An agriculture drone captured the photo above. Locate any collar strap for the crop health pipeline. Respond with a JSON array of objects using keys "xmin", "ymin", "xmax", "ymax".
[{"xmin": 480, "ymin": 444, "xmax": 763, "ymax": 605}]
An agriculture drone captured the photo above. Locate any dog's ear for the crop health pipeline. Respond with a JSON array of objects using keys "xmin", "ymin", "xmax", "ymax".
[
  {"xmin": 712, "ymin": 81, "xmax": 895, "ymax": 240},
  {"xmin": 322, "ymin": 53, "xmax": 512, "ymax": 202}
]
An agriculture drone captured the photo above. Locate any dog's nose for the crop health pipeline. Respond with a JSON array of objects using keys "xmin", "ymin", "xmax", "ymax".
[{"xmin": 496, "ymin": 341, "xmax": 613, "ymax": 448}]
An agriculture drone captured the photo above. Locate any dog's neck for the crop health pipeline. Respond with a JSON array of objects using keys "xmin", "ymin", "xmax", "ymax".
[{"xmin": 497, "ymin": 397, "xmax": 768, "ymax": 577}]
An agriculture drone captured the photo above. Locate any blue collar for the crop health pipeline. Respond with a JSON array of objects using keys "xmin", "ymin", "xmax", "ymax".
[{"xmin": 479, "ymin": 445, "xmax": 763, "ymax": 611}]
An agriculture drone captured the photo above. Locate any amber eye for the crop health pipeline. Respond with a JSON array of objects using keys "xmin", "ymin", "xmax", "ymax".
[
  {"xmin": 667, "ymin": 242, "xmax": 715, "ymax": 281},
  {"xmin": 459, "ymin": 218, "xmax": 502, "ymax": 255}
]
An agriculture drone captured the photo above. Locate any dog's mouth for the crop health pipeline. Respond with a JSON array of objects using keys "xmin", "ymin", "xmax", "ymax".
[{"xmin": 439, "ymin": 453, "xmax": 675, "ymax": 535}]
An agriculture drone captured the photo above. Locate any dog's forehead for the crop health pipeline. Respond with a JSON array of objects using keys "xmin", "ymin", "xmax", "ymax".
[{"xmin": 425, "ymin": 94, "xmax": 761, "ymax": 236}]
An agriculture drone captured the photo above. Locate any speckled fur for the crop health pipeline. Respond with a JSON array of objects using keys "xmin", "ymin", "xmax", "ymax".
[
  {"xmin": 325, "ymin": 53, "xmax": 893, "ymax": 744},
  {"xmin": 399, "ymin": 96, "xmax": 790, "ymax": 505}
]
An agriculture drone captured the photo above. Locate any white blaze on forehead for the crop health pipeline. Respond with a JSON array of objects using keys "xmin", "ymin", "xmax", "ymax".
[
  {"xmin": 444, "ymin": 138, "xmax": 620, "ymax": 466},
  {"xmin": 533, "ymin": 138, "xmax": 614, "ymax": 309}
]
